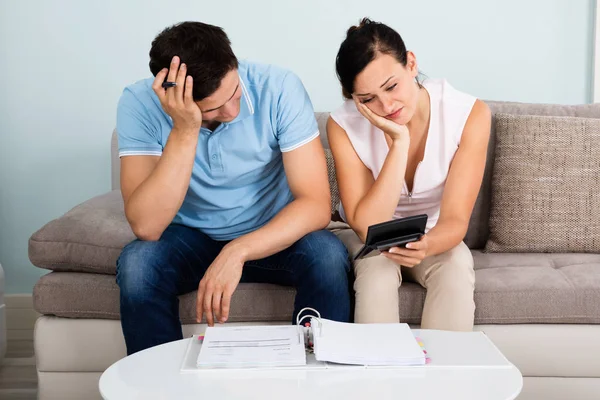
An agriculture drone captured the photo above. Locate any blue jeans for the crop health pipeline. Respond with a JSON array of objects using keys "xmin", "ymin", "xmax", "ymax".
[{"xmin": 116, "ymin": 224, "xmax": 352, "ymax": 355}]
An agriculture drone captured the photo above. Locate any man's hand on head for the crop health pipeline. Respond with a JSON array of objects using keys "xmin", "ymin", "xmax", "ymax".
[{"xmin": 152, "ymin": 56, "xmax": 203, "ymax": 133}]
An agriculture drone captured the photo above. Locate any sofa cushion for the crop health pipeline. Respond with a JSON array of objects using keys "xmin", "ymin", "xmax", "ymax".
[
  {"xmin": 325, "ymin": 149, "xmax": 341, "ymax": 214},
  {"xmin": 464, "ymin": 101, "xmax": 600, "ymax": 250},
  {"xmin": 33, "ymin": 273, "xmax": 296, "ymax": 323},
  {"xmin": 28, "ymin": 191, "xmax": 135, "ymax": 275},
  {"xmin": 486, "ymin": 114, "xmax": 600, "ymax": 253},
  {"xmin": 31, "ymin": 271, "xmax": 424, "ymax": 324},
  {"xmin": 33, "ymin": 250, "xmax": 600, "ymax": 324},
  {"xmin": 472, "ymin": 251, "xmax": 600, "ymax": 323}
]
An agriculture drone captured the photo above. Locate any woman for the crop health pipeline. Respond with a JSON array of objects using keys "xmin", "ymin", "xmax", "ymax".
[{"xmin": 328, "ymin": 18, "xmax": 491, "ymax": 331}]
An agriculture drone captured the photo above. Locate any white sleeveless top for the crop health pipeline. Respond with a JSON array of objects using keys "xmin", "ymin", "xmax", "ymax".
[{"xmin": 330, "ymin": 78, "xmax": 476, "ymax": 232}]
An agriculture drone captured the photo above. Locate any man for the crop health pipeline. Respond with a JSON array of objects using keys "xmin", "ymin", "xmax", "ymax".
[{"xmin": 116, "ymin": 21, "xmax": 351, "ymax": 355}]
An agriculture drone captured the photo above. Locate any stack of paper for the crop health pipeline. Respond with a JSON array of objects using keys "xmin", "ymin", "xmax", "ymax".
[
  {"xmin": 312, "ymin": 319, "xmax": 426, "ymax": 366},
  {"xmin": 196, "ymin": 325, "xmax": 306, "ymax": 368},
  {"xmin": 195, "ymin": 320, "xmax": 425, "ymax": 369}
]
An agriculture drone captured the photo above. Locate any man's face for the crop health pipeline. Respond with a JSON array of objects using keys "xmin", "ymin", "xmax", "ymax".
[{"xmin": 196, "ymin": 69, "xmax": 242, "ymax": 123}]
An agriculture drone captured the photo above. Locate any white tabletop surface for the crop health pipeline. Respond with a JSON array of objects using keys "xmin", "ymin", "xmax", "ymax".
[{"xmin": 99, "ymin": 329, "xmax": 522, "ymax": 400}]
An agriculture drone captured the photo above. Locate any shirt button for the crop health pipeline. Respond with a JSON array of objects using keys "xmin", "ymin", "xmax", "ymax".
[{"xmin": 211, "ymin": 154, "xmax": 217, "ymax": 160}]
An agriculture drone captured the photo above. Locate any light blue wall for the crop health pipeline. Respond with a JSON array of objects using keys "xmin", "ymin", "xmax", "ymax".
[{"xmin": 0, "ymin": 0, "xmax": 595, "ymax": 294}]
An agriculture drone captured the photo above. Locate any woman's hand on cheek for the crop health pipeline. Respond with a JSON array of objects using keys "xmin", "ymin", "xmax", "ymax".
[{"xmin": 352, "ymin": 96, "xmax": 410, "ymax": 143}]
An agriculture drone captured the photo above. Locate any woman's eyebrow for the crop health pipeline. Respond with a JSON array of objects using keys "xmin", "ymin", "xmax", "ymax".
[{"xmin": 355, "ymin": 76, "xmax": 394, "ymax": 96}]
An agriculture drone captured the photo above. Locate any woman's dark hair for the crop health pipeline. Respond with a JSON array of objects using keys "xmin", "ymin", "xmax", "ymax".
[
  {"xmin": 149, "ymin": 21, "xmax": 238, "ymax": 101},
  {"xmin": 335, "ymin": 18, "xmax": 420, "ymax": 99}
]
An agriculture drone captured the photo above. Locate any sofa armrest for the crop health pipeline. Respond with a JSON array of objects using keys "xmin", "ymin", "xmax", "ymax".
[{"xmin": 28, "ymin": 190, "xmax": 135, "ymax": 275}]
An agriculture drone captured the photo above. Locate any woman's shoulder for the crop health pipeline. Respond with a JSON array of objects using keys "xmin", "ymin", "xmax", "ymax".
[
  {"xmin": 423, "ymin": 78, "xmax": 476, "ymax": 104},
  {"xmin": 329, "ymin": 99, "xmax": 368, "ymax": 130},
  {"xmin": 426, "ymin": 78, "xmax": 490, "ymax": 142},
  {"xmin": 331, "ymin": 98, "xmax": 360, "ymax": 118}
]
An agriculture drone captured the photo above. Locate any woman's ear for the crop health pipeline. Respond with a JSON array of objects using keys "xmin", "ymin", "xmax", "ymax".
[{"xmin": 406, "ymin": 51, "xmax": 418, "ymax": 78}]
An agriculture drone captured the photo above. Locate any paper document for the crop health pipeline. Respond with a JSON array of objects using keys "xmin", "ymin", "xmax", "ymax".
[
  {"xmin": 197, "ymin": 325, "xmax": 306, "ymax": 368},
  {"xmin": 312, "ymin": 319, "xmax": 426, "ymax": 366}
]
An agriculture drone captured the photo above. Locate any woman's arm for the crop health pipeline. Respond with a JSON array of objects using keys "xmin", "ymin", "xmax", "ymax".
[
  {"xmin": 327, "ymin": 116, "xmax": 410, "ymax": 242},
  {"xmin": 382, "ymin": 100, "xmax": 491, "ymax": 266},
  {"xmin": 425, "ymin": 99, "xmax": 491, "ymax": 256}
]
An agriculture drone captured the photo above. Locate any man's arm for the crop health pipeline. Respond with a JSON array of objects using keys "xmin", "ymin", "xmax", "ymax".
[
  {"xmin": 196, "ymin": 71, "xmax": 331, "ymax": 326},
  {"xmin": 121, "ymin": 130, "xmax": 197, "ymax": 241},
  {"xmin": 227, "ymin": 136, "xmax": 331, "ymax": 259},
  {"xmin": 120, "ymin": 56, "xmax": 203, "ymax": 241},
  {"xmin": 196, "ymin": 137, "xmax": 332, "ymax": 326}
]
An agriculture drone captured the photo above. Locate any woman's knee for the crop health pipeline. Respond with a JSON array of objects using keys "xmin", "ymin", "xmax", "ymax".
[
  {"xmin": 334, "ymin": 228, "xmax": 364, "ymax": 255},
  {"xmin": 448, "ymin": 243, "xmax": 474, "ymax": 275},
  {"xmin": 429, "ymin": 243, "xmax": 475, "ymax": 288},
  {"xmin": 353, "ymin": 255, "xmax": 401, "ymax": 294},
  {"xmin": 352, "ymin": 255, "xmax": 401, "ymax": 323}
]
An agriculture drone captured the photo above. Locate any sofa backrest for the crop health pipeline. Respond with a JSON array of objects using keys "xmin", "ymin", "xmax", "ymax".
[
  {"xmin": 465, "ymin": 101, "xmax": 600, "ymax": 249},
  {"xmin": 111, "ymin": 101, "xmax": 600, "ymax": 249},
  {"xmin": 110, "ymin": 132, "xmax": 119, "ymax": 191}
]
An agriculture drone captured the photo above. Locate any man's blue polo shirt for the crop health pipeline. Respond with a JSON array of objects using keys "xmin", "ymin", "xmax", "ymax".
[{"xmin": 116, "ymin": 61, "xmax": 319, "ymax": 240}]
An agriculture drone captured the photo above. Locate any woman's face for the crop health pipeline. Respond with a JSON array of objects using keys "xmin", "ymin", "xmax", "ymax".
[{"xmin": 352, "ymin": 52, "xmax": 419, "ymax": 125}]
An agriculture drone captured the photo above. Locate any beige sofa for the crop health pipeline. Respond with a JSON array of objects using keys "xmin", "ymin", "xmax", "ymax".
[{"xmin": 29, "ymin": 102, "xmax": 600, "ymax": 399}]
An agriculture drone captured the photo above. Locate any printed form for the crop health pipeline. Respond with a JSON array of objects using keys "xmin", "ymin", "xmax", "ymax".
[{"xmin": 197, "ymin": 325, "xmax": 307, "ymax": 368}]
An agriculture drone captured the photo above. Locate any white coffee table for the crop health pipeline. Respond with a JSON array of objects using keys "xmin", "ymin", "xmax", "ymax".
[{"xmin": 100, "ymin": 329, "xmax": 522, "ymax": 400}]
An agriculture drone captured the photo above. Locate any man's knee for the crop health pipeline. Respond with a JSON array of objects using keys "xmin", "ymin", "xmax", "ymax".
[
  {"xmin": 299, "ymin": 230, "xmax": 351, "ymax": 288},
  {"xmin": 116, "ymin": 240, "xmax": 169, "ymax": 299}
]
